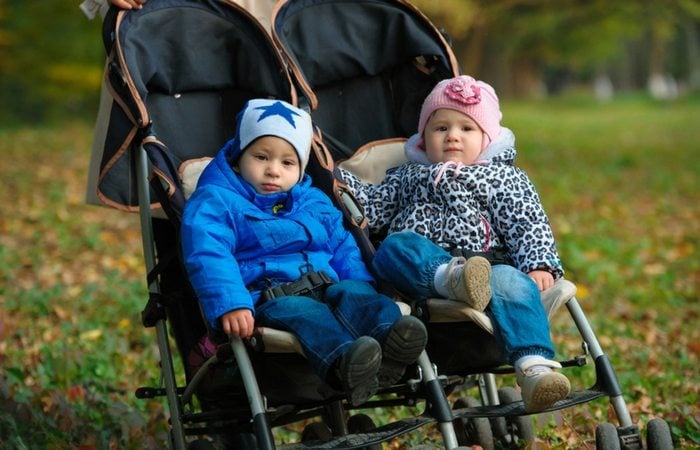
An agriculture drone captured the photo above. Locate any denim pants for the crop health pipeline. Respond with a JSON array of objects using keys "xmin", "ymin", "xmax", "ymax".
[
  {"xmin": 371, "ymin": 231, "xmax": 555, "ymax": 364},
  {"xmin": 255, "ymin": 279, "xmax": 401, "ymax": 380}
]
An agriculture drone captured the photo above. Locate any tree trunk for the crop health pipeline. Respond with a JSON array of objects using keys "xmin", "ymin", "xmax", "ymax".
[{"xmin": 684, "ymin": 19, "xmax": 700, "ymax": 89}]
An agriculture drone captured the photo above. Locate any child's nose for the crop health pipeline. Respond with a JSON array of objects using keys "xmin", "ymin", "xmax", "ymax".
[{"xmin": 266, "ymin": 163, "xmax": 280, "ymax": 175}]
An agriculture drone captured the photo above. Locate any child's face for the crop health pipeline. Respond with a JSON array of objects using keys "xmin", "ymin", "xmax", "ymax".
[
  {"xmin": 423, "ymin": 108, "xmax": 484, "ymax": 165},
  {"xmin": 237, "ymin": 136, "xmax": 301, "ymax": 194}
]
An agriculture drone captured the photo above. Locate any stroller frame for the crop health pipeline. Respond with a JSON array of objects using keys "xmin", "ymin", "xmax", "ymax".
[
  {"xmin": 271, "ymin": 1, "xmax": 674, "ymax": 448},
  {"xmin": 133, "ymin": 142, "xmax": 463, "ymax": 449},
  {"xmin": 102, "ymin": 1, "xmax": 466, "ymax": 449},
  {"xmin": 97, "ymin": 0, "xmax": 673, "ymax": 448}
]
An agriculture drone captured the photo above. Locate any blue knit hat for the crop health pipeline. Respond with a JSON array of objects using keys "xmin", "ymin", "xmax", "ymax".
[{"xmin": 226, "ymin": 99, "xmax": 313, "ymax": 181}]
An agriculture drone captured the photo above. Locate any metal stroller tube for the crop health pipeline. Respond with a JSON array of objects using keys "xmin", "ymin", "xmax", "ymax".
[
  {"xmin": 230, "ymin": 337, "xmax": 276, "ymax": 450},
  {"xmin": 566, "ymin": 297, "xmax": 634, "ymax": 428},
  {"xmin": 416, "ymin": 351, "xmax": 460, "ymax": 449},
  {"xmin": 135, "ymin": 143, "xmax": 186, "ymax": 450}
]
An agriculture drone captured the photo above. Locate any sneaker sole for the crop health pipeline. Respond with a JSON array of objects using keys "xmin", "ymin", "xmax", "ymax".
[
  {"xmin": 523, "ymin": 373, "xmax": 571, "ymax": 413},
  {"xmin": 378, "ymin": 317, "xmax": 427, "ymax": 387},
  {"xmin": 462, "ymin": 256, "xmax": 492, "ymax": 311},
  {"xmin": 339, "ymin": 337, "xmax": 382, "ymax": 406}
]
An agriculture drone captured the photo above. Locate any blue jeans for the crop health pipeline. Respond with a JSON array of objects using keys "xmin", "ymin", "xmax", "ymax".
[
  {"xmin": 371, "ymin": 231, "xmax": 554, "ymax": 364},
  {"xmin": 256, "ymin": 279, "xmax": 401, "ymax": 380}
]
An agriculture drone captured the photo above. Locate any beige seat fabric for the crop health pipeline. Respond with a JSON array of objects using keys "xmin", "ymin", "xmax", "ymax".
[
  {"xmin": 426, "ymin": 278, "xmax": 577, "ymax": 334},
  {"xmin": 256, "ymin": 301, "xmax": 411, "ymax": 355}
]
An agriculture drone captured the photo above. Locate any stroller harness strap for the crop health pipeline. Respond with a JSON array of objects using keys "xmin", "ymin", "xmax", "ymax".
[
  {"xmin": 449, "ymin": 246, "xmax": 513, "ymax": 267},
  {"xmin": 259, "ymin": 270, "xmax": 334, "ymax": 304}
]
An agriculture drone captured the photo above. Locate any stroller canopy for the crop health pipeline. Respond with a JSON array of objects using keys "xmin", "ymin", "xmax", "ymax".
[
  {"xmin": 99, "ymin": 0, "xmax": 295, "ymax": 211},
  {"xmin": 273, "ymin": 0, "xmax": 460, "ymax": 156}
]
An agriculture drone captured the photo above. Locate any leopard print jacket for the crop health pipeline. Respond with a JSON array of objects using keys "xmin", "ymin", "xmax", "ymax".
[{"xmin": 339, "ymin": 129, "xmax": 564, "ymax": 279}]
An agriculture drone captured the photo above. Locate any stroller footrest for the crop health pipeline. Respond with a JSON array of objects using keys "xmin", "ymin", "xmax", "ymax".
[
  {"xmin": 452, "ymin": 388, "xmax": 607, "ymax": 418},
  {"xmin": 279, "ymin": 415, "xmax": 434, "ymax": 449}
]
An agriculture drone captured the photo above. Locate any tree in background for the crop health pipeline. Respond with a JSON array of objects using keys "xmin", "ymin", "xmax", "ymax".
[
  {"xmin": 0, "ymin": 1, "xmax": 104, "ymax": 125},
  {"xmin": 412, "ymin": 0, "xmax": 700, "ymax": 98},
  {"xmin": 0, "ymin": 0, "xmax": 13, "ymax": 104},
  {"xmin": 0, "ymin": 0, "xmax": 699, "ymax": 125}
]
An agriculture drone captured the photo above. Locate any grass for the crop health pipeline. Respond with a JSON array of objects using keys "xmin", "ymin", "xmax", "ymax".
[{"xmin": 0, "ymin": 94, "xmax": 698, "ymax": 448}]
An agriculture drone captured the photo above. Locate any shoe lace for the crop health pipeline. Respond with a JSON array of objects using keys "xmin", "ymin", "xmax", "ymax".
[
  {"xmin": 446, "ymin": 257, "xmax": 467, "ymax": 290},
  {"xmin": 522, "ymin": 365, "xmax": 552, "ymax": 377}
]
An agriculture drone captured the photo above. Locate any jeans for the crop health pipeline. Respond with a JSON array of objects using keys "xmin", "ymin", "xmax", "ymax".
[
  {"xmin": 256, "ymin": 279, "xmax": 401, "ymax": 380},
  {"xmin": 371, "ymin": 231, "xmax": 554, "ymax": 364}
]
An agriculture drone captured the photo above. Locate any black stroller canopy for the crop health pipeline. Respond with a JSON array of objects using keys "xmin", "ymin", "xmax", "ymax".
[
  {"xmin": 274, "ymin": 0, "xmax": 459, "ymax": 155},
  {"xmin": 108, "ymin": 0, "xmax": 292, "ymax": 123},
  {"xmin": 99, "ymin": 0, "xmax": 294, "ymax": 211},
  {"xmin": 275, "ymin": 0, "xmax": 454, "ymax": 87}
]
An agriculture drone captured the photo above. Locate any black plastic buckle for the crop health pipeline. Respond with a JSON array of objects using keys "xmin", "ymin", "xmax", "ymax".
[{"xmin": 259, "ymin": 271, "xmax": 333, "ymax": 303}]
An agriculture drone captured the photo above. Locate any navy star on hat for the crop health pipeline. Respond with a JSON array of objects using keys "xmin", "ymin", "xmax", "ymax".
[
  {"xmin": 226, "ymin": 98, "xmax": 313, "ymax": 182},
  {"xmin": 254, "ymin": 101, "xmax": 302, "ymax": 128}
]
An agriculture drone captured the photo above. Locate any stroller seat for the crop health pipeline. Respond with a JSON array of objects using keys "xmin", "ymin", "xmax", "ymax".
[
  {"xmin": 179, "ymin": 156, "xmax": 414, "ymax": 356},
  {"xmin": 337, "ymin": 139, "xmax": 578, "ymax": 334},
  {"xmin": 427, "ymin": 278, "xmax": 577, "ymax": 332},
  {"xmin": 256, "ymin": 300, "xmax": 412, "ymax": 355}
]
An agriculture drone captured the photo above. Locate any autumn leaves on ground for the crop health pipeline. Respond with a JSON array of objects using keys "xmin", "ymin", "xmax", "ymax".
[{"xmin": 1, "ymin": 96, "xmax": 698, "ymax": 448}]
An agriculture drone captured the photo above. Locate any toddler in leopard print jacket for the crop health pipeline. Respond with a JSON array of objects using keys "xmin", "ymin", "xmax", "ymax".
[{"xmin": 339, "ymin": 75, "xmax": 570, "ymax": 413}]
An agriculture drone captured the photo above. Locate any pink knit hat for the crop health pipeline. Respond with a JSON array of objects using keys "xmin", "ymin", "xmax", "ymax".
[{"xmin": 417, "ymin": 75, "xmax": 502, "ymax": 150}]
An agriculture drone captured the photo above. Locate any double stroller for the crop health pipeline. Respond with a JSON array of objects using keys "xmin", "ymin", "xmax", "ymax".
[{"xmin": 95, "ymin": 0, "xmax": 673, "ymax": 448}]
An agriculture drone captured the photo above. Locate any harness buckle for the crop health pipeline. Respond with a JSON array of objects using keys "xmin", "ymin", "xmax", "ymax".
[{"xmin": 259, "ymin": 270, "xmax": 334, "ymax": 303}]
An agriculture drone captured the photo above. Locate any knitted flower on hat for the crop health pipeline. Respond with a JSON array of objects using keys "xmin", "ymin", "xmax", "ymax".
[
  {"xmin": 444, "ymin": 77, "xmax": 482, "ymax": 105},
  {"xmin": 416, "ymin": 75, "xmax": 502, "ymax": 150}
]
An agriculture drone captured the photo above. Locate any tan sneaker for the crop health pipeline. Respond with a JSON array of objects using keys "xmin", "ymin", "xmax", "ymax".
[
  {"xmin": 445, "ymin": 256, "xmax": 492, "ymax": 311},
  {"xmin": 516, "ymin": 357, "xmax": 571, "ymax": 413}
]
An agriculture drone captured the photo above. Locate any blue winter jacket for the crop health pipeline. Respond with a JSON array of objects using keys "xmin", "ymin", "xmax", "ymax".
[{"xmin": 181, "ymin": 149, "xmax": 374, "ymax": 330}]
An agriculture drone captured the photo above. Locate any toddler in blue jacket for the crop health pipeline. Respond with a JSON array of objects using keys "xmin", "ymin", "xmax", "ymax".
[{"xmin": 181, "ymin": 99, "xmax": 427, "ymax": 405}]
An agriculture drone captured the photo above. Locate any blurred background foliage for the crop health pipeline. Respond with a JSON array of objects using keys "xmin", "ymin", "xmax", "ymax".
[
  {"xmin": 0, "ymin": 1, "xmax": 698, "ymax": 448},
  {"xmin": 0, "ymin": 0, "xmax": 105, "ymax": 125},
  {"xmin": 413, "ymin": 0, "xmax": 700, "ymax": 98},
  {"xmin": 0, "ymin": 0, "xmax": 699, "ymax": 126}
]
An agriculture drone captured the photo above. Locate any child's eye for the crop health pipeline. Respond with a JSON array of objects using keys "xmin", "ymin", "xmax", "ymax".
[
  {"xmin": 254, "ymin": 154, "xmax": 267, "ymax": 161},
  {"xmin": 283, "ymin": 159, "xmax": 297, "ymax": 167}
]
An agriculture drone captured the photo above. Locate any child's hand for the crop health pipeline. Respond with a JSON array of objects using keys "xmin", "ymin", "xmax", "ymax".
[
  {"xmin": 528, "ymin": 270, "xmax": 554, "ymax": 292},
  {"xmin": 109, "ymin": 0, "xmax": 147, "ymax": 10},
  {"xmin": 220, "ymin": 309, "xmax": 255, "ymax": 338}
]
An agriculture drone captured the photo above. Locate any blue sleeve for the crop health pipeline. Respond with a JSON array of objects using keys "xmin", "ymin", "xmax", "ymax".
[
  {"xmin": 309, "ymin": 190, "xmax": 375, "ymax": 283},
  {"xmin": 181, "ymin": 188, "xmax": 255, "ymax": 330}
]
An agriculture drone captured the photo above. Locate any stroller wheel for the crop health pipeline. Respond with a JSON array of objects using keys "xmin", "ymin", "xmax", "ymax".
[
  {"xmin": 347, "ymin": 413, "xmax": 382, "ymax": 450},
  {"xmin": 301, "ymin": 421, "xmax": 333, "ymax": 442},
  {"xmin": 646, "ymin": 418, "xmax": 673, "ymax": 450},
  {"xmin": 595, "ymin": 422, "xmax": 621, "ymax": 450},
  {"xmin": 453, "ymin": 397, "xmax": 494, "ymax": 450},
  {"xmin": 492, "ymin": 387, "xmax": 535, "ymax": 447}
]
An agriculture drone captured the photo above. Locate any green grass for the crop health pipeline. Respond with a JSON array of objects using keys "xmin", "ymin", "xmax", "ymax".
[{"xmin": 0, "ymin": 95, "xmax": 698, "ymax": 448}]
